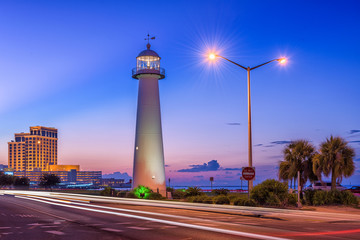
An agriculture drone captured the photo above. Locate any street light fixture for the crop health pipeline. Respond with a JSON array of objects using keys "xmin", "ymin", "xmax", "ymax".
[{"xmin": 209, "ymin": 53, "xmax": 286, "ymax": 192}]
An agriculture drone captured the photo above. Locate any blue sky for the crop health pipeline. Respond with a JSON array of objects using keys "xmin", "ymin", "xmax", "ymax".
[{"xmin": 0, "ymin": 0, "xmax": 359, "ymax": 186}]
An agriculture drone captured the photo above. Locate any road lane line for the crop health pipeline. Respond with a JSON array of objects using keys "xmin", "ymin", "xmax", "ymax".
[
  {"xmin": 101, "ymin": 228, "xmax": 123, "ymax": 233},
  {"xmin": 46, "ymin": 230, "xmax": 65, "ymax": 235},
  {"xmin": 127, "ymin": 226, "xmax": 152, "ymax": 230},
  {"xmin": 15, "ymin": 195, "xmax": 289, "ymax": 240}
]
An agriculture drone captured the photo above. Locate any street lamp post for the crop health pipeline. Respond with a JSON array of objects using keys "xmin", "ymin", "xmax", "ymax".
[{"xmin": 209, "ymin": 54, "xmax": 286, "ymax": 192}]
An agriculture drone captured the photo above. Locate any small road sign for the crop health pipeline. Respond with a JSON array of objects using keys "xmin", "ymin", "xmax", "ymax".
[{"xmin": 242, "ymin": 167, "xmax": 255, "ymax": 181}]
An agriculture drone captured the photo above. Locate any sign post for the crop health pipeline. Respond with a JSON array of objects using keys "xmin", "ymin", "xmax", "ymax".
[
  {"xmin": 240, "ymin": 176, "xmax": 245, "ymax": 190},
  {"xmin": 242, "ymin": 167, "xmax": 255, "ymax": 198}
]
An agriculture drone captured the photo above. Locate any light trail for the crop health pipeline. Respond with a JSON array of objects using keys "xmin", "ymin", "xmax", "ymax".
[
  {"xmin": 280, "ymin": 228, "xmax": 360, "ymax": 237},
  {"xmin": 13, "ymin": 193, "xmax": 285, "ymax": 235},
  {"xmin": 4, "ymin": 190, "xmax": 360, "ymax": 222},
  {"xmin": 14, "ymin": 195, "xmax": 289, "ymax": 240}
]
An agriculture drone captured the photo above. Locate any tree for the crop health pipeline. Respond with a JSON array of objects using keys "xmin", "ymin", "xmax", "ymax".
[
  {"xmin": 14, "ymin": 177, "xmax": 30, "ymax": 189},
  {"xmin": 39, "ymin": 174, "xmax": 61, "ymax": 190},
  {"xmin": 279, "ymin": 140, "xmax": 317, "ymax": 194},
  {"xmin": 0, "ymin": 172, "xmax": 15, "ymax": 188},
  {"xmin": 313, "ymin": 136, "xmax": 355, "ymax": 190}
]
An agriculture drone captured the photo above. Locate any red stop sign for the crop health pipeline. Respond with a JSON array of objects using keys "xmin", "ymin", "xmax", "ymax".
[{"xmin": 242, "ymin": 167, "xmax": 255, "ymax": 181}]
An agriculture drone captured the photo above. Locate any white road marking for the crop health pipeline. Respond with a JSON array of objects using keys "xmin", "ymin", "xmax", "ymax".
[
  {"xmin": 101, "ymin": 228, "xmax": 123, "ymax": 233},
  {"xmin": 160, "ymin": 225, "xmax": 178, "ymax": 229},
  {"xmin": 28, "ymin": 223, "xmax": 45, "ymax": 226},
  {"xmin": 0, "ymin": 227, "xmax": 11, "ymax": 229},
  {"xmin": 46, "ymin": 230, "xmax": 65, "ymax": 235},
  {"xmin": 127, "ymin": 226, "xmax": 152, "ymax": 230},
  {"xmin": 15, "ymin": 195, "xmax": 289, "ymax": 240},
  {"xmin": 193, "ymin": 222, "xmax": 217, "ymax": 227}
]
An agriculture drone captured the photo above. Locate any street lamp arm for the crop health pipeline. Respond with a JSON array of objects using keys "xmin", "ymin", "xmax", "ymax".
[
  {"xmin": 217, "ymin": 55, "xmax": 247, "ymax": 70},
  {"xmin": 250, "ymin": 59, "xmax": 281, "ymax": 70}
]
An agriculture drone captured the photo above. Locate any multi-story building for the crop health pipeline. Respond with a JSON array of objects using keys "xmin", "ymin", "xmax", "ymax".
[
  {"xmin": 8, "ymin": 126, "xmax": 58, "ymax": 171},
  {"xmin": 0, "ymin": 164, "xmax": 8, "ymax": 171},
  {"xmin": 101, "ymin": 178, "xmax": 125, "ymax": 188},
  {"xmin": 12, "ymin": 170, "xmax": 102, "ymax": 185}
]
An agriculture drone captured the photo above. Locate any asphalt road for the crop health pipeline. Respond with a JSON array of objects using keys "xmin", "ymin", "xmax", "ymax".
[{"xmin": 0, "ymin": 191, "xmax": 359, "ymax": 240}]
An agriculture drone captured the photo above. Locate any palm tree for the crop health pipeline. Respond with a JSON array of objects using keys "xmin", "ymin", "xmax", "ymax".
[
  {"xmin": 313, "ymin": 136, "xmax": 355, "ymax": 190},
  {"xmin": 279, "ymin": 140, "xmax": 317, "ymax": 193}
]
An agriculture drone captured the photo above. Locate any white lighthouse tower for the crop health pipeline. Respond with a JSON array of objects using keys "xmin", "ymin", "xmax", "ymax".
[{"xmin": 132, "ymin": 36, "xmax": 166, "ymax": 196}]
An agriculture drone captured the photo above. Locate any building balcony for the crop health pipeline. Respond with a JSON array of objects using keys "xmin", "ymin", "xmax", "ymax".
[{"xmin": 132, "ymin": 67, "xmax": 165, "ymax": 80}]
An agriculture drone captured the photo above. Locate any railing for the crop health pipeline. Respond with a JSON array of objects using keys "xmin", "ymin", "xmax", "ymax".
[{"xmin": 132, "ymin": 67, "xmax": 165, "ymax": 79}]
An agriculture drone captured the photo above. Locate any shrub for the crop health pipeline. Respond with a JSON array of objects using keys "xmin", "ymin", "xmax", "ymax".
[
  {"xmin": 173, "ymin": 189, "xmax": 187, "ymax": 199},
  {"xmin": 125, "ymin": 191, "xmax": 137, "ymax": 198},
  {"xmin": 312, "ymin": 190, "xmax": 358, "ymax": 206},
  {"xmin": 304, "ymin": 189, "xmax": 316, "ymax": 205},
  {"xmin": 100, "ymin": 187, "xmax": 113, "ymax": 196},
  {"xmin": 192, "ymin": 195, "xmax": 205, "ymax": 203},
  {"xmin": 214, "ymin": 195, "xmax": 230, "ymax": 205},
  {"xmin": 185, "ymin": 187, "xmax": 203, "ymax": 197},
  {"xmin": 228, "ymin": 194, "xmax": 240, "ymax": 203},
  {"xmin": 287, "ymin": 193, "xmax": 297, "ymax": 206},
  {"xmin": 233, "ymin": 197, "xmax": 246, "ymax": 206},
  {"xmin": 133, "ymin": 185, "xmax": 152, "ymax": 199},
  {"xmin": 250, "ymin": 179, "xmax": 288, "ymax": 206},
  {"xmin": 341, "ymin": 191, "xmax": 358, "ymax": 205},
  {"xmin": 328, "ymin": 190, "xmax": 342, "ymax": 204},
  {"xmin": 148, "ymin": 192, "xmax": 163, "ymax": 200},
  {"xmin": 313, "ymin": 190, "xmax": 327, "ymax": 205},
  {"xmin": 116, "ymin": 191, "xmax": 127, "ymax": 198},
  {"xmin": 186, "ymin": 196, "xmax": 196, "ymax": 202},
  {"xmin": 266, "ymin": 192, "xmax": 281, "ymax": 206},
  {"xmin": 202, "ymin": 196, "xmax": 214, "ymax": 204},
  {"xmin": 243, "ymin": 199, "xmax": 257, "ymax": 206},
  {"xmin": 212, "ymin": 188, "xmax": 230, "ymax": 196},
  {"xmin": 187, "ymin": 195, "xmax": 213, "ymax": 204},
  {"xmin": 166, "ymin": 187, "xmax": 174, "ymax": 193}
]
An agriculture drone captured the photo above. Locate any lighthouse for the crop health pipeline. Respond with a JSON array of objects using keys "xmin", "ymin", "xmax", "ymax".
[{"xmin": 132, "ymin": 36, "xmax": 166, "ymax": 196}]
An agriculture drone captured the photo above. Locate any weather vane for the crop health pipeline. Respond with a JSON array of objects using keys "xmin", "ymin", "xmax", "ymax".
[
  {"xmin": 145, "ymin": 34, "xmax": 156, "ymax": 49},
  {"xmin": 145, "ymin": 34, "xmax": 156, "ymax": 44}
]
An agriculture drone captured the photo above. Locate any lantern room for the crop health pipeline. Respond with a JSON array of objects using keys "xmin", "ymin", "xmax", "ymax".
[{"xmin": 132, "ymin": 43, "xmax": 165, "ymax": 79}]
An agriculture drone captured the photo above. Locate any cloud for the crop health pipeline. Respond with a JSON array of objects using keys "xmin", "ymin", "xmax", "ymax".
[
  {"xmin": 164, "ymin": 164, "xmax": 170, "ymax": 167},
  {"xmin": 193, "ymin": 175, "xmax": 204, "ymax": 178},
  {"xmin": 349, "ymin": 130, "xmax": 360, "ymax": 134},
  {"xmin": 349, "ymin": 140, "xmax": 360, "ymax": 144},
  {"xmin": 254, "ymin": 144, "xmax": 263, "ymax": 147},
  {"xmin": 224, "ymin": 167, "xmax": 242, "ymax": 171},
  {"xmin": 270, "ymin": 140, "xmax": 291, "ymax": 145},
  {"xmin": 355, "ymin": 158, "xmax": 360, "ymax": 162},
  {"xmin": 226, "ymin": 123, "xmax": 241, "ymax": 126},
  {"xmin": 178, "ymin": 160, "xmax": 220, "ymax": 172}
]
